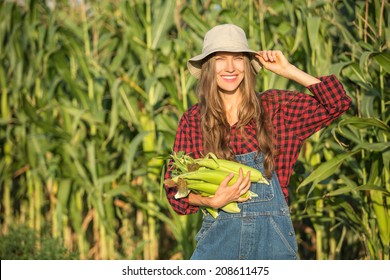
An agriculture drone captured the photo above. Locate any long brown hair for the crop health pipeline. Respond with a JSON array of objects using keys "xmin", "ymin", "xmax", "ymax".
[{"xmin": 197, "ymin": 53, "xmax": 275, "ymax": 178}]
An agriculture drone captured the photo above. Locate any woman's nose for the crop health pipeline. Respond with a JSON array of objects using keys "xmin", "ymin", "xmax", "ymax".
[{"xmin": 225, "ymin": 58, "xmax": 235, "ymax": 71}]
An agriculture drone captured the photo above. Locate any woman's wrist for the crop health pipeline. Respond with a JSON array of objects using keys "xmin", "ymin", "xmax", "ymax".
[
  {"xmin": 189, "ymin": 192, "xmax": 219, "ymax": 209},
  {"xmin": 282, "ymin": 64, "xmax": 321, "ymax": 87}
]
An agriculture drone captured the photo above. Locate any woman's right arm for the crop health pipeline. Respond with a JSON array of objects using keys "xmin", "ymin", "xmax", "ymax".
[{"xmin": 164, "ymin": 113, "xmax": 200, "ymax": 215}]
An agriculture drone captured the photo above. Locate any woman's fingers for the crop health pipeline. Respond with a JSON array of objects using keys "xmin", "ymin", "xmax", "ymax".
[
  {"xmin": 257, "ymin": 50, "xmax": 292, "ymax": 76},
  {"xmin": 236, "ymin": 168, "xmax": 252, "ymax": 202},
  {"xmin": 236, "ymin": 168, "xmax": 250, "ymax": 191},
  {"xmin": 266, "ymin": 50, "xmax": 276, "ymax": 62},
  {"xmin": 220, "ymin": 172, "xmax": 235, "ymax": 187},
  {"xmin": 240, "ymin": 172, "xmax": 251, "ymax": 195},
  {"xmin": 257, "ymin": 50, "xmax": 282, "ymax": 62}
]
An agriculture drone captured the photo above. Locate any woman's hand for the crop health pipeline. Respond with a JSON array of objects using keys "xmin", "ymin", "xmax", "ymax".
[
  {"xmin": 256, "ymin": 50, "xmax": 292, "ymax": 77},
  {"xmin": 256, "ymin": 50, "xmax": 321, "ymax": 87},
  {"xmin": 208, "ymin": 168, "xmax": 252, "ymax": 209}
]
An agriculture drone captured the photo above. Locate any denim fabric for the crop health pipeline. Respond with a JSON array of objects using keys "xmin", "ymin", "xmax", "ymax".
[{"xmin": 190, "ymin": 151, "xmax": 298, "ymax": 260}]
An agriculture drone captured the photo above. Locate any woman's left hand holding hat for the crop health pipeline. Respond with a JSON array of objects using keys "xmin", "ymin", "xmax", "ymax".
[
  {"xmin": 256, "ymin": 50, "xmax": 321, "ymax": 87},
  {"xmin": 256, "ymin": 50, "xmax": 292, "ymax": 77}
]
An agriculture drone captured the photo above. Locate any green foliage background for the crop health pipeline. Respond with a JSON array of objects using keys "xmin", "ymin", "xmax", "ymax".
[{"xmin": 0, "ymin": 0, "xmax": 389, "ymax": 260}]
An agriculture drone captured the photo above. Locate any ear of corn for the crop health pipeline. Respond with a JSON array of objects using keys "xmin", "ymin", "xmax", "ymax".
[
  {"xmin": 194, "ymin": 152, "xmax": 269, "ymax": 185},
  {"xmin": 205, "ymin": 207, "xmax": 219, "ymax": 219},
  {"xmin": 166, "ymin": 152, "xmax": 269, "ymax": 217},
  {"xmin": 186, "ymin": 180, "xmax": 259, "ymax": 199},
  {"xmin": 172, "ymin": 169, "xmax": 239, "ymax": 186},
  {"xmin": 221, "ymin": 202, "xmax": 240, "ymax": 213}
]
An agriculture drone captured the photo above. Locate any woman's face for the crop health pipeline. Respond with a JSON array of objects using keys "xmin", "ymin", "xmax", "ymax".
[{"xmin": 214, "ymin": 52, "xmax": 245, "ymax": 94}]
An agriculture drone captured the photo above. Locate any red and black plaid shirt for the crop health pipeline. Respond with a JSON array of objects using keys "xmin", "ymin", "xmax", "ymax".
[{"xmin": 164, "ymin": 75, "xmax": 352, "ymax": 215}]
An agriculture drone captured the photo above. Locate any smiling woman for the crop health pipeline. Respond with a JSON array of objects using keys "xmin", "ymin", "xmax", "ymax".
[
  {"xmin": 214, "ymin": 52, "xmax": 245, "ymax": 95},
  {"xmin": 163, "ymin": 23, "xmax": 352, "ymax": 260}
]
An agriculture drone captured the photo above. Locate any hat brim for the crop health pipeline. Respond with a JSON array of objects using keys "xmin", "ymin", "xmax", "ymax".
[{"xmin": 187, "ymin": 49, "xmax": 262, "ymax": 79}]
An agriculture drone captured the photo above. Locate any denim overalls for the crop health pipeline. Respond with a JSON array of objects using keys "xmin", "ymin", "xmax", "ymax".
[{"xmin": 190, "ymin": 151, "xmax": 298, "ymax": 260}]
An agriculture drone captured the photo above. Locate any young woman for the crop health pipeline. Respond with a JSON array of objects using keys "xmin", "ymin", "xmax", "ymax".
[{"xmin": 164, "ymin": 24, "xmax": 352, "ymax": 259}]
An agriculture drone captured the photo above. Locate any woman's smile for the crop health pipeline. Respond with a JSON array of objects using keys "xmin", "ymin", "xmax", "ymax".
[{"xmin": 220, "ymin": 75, "xmax": 239, "ymax": 81}]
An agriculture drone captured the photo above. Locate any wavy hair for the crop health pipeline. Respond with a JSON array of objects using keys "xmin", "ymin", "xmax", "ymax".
[{"xmin": 196, "ymin": 53, "xmax": 275, "ymax": 178}]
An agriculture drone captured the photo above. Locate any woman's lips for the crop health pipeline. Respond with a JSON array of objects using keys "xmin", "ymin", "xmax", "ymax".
[{"xmin": 220, "ymin": 75, "xmax": 238, "ymax": 82}]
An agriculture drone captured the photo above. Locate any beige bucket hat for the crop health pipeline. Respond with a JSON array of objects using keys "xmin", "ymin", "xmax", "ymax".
[{"xmin": 187, "ymin": 24, "xmax": 262, "ymax": 79}]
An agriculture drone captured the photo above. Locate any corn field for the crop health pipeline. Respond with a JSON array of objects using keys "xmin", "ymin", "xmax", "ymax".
[{"xmin": 0, "ymin": 0, "xmax": 389, "ymax": 260}]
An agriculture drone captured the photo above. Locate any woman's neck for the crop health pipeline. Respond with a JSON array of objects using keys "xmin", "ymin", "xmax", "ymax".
[{"xmin": 221, "ymin": 93, "xmax": 241, "ymax": 126}]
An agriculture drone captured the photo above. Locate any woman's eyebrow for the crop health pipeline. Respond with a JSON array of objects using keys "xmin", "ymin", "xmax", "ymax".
[{"xmin": 215, "ymin": 53, "xmax": 244, "ymax": 57}]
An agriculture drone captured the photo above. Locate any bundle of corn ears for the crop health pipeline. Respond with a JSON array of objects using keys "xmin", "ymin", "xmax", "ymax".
[{"xmin": 165, "ymin": 152, "xmax": 269, "ymax": 218}]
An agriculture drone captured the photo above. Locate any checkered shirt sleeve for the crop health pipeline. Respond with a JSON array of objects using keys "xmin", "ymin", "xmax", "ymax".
[
  {"xmin": 163, "ymin": 106, "xmax": 203, "ymax": 215},
  {"xmin": 263, "ymin": 74, "xmax": 352, "ymax": 199}
]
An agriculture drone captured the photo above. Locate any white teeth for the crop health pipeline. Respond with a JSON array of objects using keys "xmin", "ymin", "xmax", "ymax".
[{"xmin": 222, "ymin": 76, "xmax": 236, "ymax": 79}]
